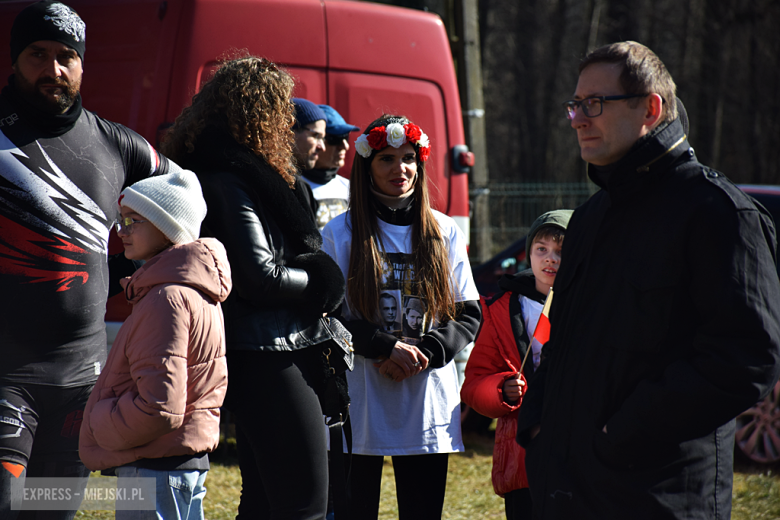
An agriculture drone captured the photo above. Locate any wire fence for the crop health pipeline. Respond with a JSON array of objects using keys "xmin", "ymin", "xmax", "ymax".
[{"xmin": 474, "ymin": 182, "xmax": 598, "ymax": 256}]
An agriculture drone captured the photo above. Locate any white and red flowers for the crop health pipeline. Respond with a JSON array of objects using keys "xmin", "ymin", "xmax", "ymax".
[{"xmin": 354, "ymin": 122, "xmax": 431, "ymax": 161}]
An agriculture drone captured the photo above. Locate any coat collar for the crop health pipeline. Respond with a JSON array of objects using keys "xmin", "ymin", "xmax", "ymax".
[
  {"xmin": 122, "ymin": 238, "xmax": 232, "ymax": 305},
  {"xmin": 587, "ymin": 118, "xmax": 691, "ymax": 202},
  {"xmin": 499, "ymin": 268, "xmax": 547, "ymax": 304}
]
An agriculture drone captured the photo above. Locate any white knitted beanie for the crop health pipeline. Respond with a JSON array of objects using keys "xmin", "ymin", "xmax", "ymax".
[{"xmin": 119, "ymin": 169, "xmax": 207, "ymax": 245}]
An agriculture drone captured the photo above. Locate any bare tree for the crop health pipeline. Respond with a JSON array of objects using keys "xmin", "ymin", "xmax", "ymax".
[{"xmin": 478, "ymin": 0, "xmax": 780, "ymax": 184}]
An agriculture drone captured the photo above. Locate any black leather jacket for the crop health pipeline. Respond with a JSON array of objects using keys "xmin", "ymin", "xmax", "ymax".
[{"xmin": 183, "ymin": 127, "xmax": 345, "ymax": 351}]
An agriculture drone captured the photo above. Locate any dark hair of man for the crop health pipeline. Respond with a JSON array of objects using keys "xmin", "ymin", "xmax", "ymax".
[
  {"xmin": 346, "ymin": 114, "xmax": 459, "ymax": 324},
  {"xmin": 379, "ymin": 293, "xmax": 397, "ymax": 305},
  {"xmin": 532, "ymin": 225, "xmax": 565, "ymax": 246},
  {"xmin": 162, "ymin": 53, "xmax": 298, "ymax": 187},
  {"xmin": 579, "ymin": 41, "xmax": 678, "ymax": 124}
]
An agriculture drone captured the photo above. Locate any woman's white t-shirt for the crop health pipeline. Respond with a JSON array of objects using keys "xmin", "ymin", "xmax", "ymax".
[{"xmin": 322, "ymin": 210, "xmax": 479, "ymax": 456}]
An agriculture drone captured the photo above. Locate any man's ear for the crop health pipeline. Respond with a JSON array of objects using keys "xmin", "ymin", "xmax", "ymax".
[{"xmin": 644, "ymin": 93, "xmax": 664, "ymax": 128}]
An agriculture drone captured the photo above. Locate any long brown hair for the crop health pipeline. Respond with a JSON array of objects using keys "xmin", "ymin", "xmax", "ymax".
[
  {"xmin": 162, "ymin": 53, "xmax": 298, "ymax": 186},
  {"xmin": 347, "ymin": 115, "xmax": 459, "ymax": 324}
]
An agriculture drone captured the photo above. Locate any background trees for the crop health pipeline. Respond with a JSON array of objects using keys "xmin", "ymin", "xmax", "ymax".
[
  {"xmin": 374, "ymin": 0, "xmax": 780, "ymax": 184},
  {"xmin": 478, "ymin": 0, "xmax": 780, "ymax": 184}
]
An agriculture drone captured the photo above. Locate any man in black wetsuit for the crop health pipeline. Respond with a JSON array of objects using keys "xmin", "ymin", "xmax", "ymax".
[{"xmin": 0, "ymin": 2, "xmax": 178, "ymax": 518}]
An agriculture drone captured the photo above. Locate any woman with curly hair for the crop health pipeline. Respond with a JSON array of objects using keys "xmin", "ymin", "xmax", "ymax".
[
  {"xmin": 163, "ymin": 56, "xmax": 345, "ymax": 519},
  {"xmin": 322, "ymin": 114, "xmax": 482, "ymax": 519}
]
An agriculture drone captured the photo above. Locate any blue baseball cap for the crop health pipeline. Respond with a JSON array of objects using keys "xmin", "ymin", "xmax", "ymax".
[{"xmin": 318, "ymin": 105, "xmax": 360, "ymax": 135}]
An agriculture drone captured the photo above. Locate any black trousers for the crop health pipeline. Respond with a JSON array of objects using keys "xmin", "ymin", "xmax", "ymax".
[
  {"xmin": 504, "ymin": 488, "xmax": 533, "ymax": 520},
  {"xmin": 226, "ymin": 348, "xmax": 329, "ymax": 520},
  {"xmin": 349, "ymin": 453, "xmax": 449, "ymax": 520}
]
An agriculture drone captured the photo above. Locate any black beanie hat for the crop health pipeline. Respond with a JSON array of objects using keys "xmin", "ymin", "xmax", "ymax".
[
  {"xmin": 292, "ymin": 98, "xmax": 326, "ymax": 130},
  {"xmin": 11, "ymin": 1, "xmax": 86, "ymax": 65}
]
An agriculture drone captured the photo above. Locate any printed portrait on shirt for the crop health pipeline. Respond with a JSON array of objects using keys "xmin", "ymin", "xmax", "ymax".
[
  {"xmin": 401, "ymin": 296, "xmax": 428, "ymax": 344},
  {"xmin": 378, "ymin": 292, "xmax": 400, "ymax": 333},
  {"xmin": 377, "ymin": 253, "xmax": 430, "ymax": 345}
]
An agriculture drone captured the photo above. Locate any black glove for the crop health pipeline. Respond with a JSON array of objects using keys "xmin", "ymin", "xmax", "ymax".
[{"xmin": 289, "ymin": 250, "xmax": 346, "ymax": 314}]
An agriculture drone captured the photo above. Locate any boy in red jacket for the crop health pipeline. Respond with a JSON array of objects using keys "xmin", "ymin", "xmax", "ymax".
[{"xmin": 461, "ymin": 209, "xmax": 572, "ymax": 519}]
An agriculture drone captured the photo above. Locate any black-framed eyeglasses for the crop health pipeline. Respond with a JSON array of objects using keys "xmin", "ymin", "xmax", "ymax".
[
  {"xmin": 296, "ymin": 127, "xmax": 325, "ymax": 143},
  {"xmin": 324, "ymin": 134, "xmax": 349, "ymax": 146},
  {"xmin": 115, "ymin": 217, "xmax": 148, "ymax": 234},
  {"xmin": 563, "ymin": 94, "xmax": 648, "ymax": 120}
]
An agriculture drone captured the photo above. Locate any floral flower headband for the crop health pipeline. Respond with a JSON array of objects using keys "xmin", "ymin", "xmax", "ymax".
[{"xmin": 354, "ymin": 122, "xmax": 431, "ymax": 162}]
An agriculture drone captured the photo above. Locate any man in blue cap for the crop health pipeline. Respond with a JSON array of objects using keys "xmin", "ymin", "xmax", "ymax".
[{"xmin": 301, "ymin": 104, "xmax": 360, "ymax": 229}]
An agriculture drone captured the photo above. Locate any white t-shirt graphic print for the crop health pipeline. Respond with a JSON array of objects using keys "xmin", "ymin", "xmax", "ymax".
[
  {"xmin": 375, "ymin": 252, "xmax": 430, "ymax": 345},
  {"xmin": 322, "ymin": 210, "xmax": 479, "ymax": 455}
]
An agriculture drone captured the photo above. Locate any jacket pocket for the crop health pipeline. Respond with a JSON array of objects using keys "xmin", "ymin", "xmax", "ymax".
[{"xmin": 592, "ymin": 427, "xmax": 683, "ymax": 479}]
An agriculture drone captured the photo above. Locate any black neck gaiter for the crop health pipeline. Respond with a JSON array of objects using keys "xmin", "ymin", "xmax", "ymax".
[
  {"xmin": 302, "ymin": 168, "xmax": 339, "ymax": 185},
  {"xmin": 2, "ymin": 75, "xmax": 83, "ymax": 137}
]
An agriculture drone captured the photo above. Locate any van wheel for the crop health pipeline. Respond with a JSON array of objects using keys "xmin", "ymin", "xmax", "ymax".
[{"xmin": 735, "ymin": 381, "xmax": 780, "ymax": 464}]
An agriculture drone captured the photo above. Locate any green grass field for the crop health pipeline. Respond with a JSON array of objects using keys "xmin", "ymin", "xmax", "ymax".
[{"xmin": 74, "ymin": 434, "xmax": 780, "ymax": 519}]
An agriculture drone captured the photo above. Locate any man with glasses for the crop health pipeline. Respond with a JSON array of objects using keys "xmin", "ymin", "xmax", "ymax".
[
  {"xmin": 0, "ymin": 2, "xmax": 179, "ymax": 518},
  {"xmin": 300, "ymin": 104, "xmax": 360, "ymax": 229},
  {"xmin": 517, "ymin": 41, "xmax": 780, "ymax": 520}
]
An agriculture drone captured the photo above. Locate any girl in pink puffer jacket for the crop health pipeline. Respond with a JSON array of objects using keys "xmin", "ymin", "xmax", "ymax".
[{"xmin": 79, "ymin": 170, "xmax": 231, "ymax": 520}]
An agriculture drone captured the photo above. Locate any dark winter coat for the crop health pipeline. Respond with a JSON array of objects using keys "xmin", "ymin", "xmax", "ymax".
[
  {"xmin": 180, "ymin": 126, "xmax": 345, "ymax": 351},
  {"xmin": 517, "ymin": 118, "xmax": 780, "ymax": 520}
]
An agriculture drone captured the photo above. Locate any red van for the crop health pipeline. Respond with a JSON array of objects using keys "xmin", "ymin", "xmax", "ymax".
[{"xmin": 0, "ymin": 0, "xmax": 471, "ymax": 336}]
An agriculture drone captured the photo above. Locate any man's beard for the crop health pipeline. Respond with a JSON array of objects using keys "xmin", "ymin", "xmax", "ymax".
[{"xmin": 15, "ymin": 72, "xmax": 81, "ymax": 115}]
